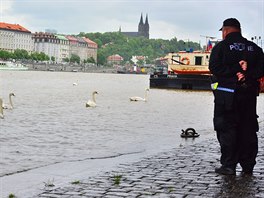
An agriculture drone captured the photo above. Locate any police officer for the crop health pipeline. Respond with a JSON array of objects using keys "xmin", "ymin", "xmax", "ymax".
[{"xmin": 209, "ymin": 18, "xmax": 264, "ymax": 175}]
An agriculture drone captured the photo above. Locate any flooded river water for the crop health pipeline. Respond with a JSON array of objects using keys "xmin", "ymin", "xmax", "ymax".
[{"xmin": 1, "ymin": 71, "xmax": 264, "ymax": 177}]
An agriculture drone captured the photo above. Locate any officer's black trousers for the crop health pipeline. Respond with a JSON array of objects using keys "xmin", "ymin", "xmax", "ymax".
[{"xmin": 213, "ymin": 90, "xmax": 258, "ymax": 170}]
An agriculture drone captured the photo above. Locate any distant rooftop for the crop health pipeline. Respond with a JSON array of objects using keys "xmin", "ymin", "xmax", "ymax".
[{"xmin": 0, "ymin": 22, "xmax": 31, "ymax": 33}]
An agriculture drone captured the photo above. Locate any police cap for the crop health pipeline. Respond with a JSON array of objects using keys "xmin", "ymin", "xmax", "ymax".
[{"xmin": 219, "ymin": 18, "xmax": 241, "ymax": 31}]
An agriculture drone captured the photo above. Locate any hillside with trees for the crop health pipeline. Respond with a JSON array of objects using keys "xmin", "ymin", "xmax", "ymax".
[
  {"xmin": 0, "ymin": 32, "xmax": 201, "ymax": 66},
  {"xmin": 78, "ymin": 32, "xmax": 201, "ymax": 65}
]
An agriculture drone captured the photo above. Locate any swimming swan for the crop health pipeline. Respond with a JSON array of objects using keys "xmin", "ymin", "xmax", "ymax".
[
  {"xmin": 2, "ymin": 93, "xmax": 15, "ymax": 109},
  {"xmin": 129, "ymin": 88, "xmax": 150, "ymax": 102},
  {"xmin": 0, "ymin": 98, "xmax": 4, "ymax": 119},
  {"xmin": 86, "ymin": 91, "xmax": 98, "ymax": 107}
]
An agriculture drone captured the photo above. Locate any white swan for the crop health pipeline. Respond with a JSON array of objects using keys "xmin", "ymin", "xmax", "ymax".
[
  {"xmin": 0, "ymin": 98, "xmax": 4, "ymax": 119},
  {"xmin": 129, "ymin": 88, "xmax": 150, "ymax": 102},
  {"xmin": 2, "ymin": 93, "xmax": 15, "ymax": 109},
  {"xmin": 86, "ymin": 91, "xmax": 98, "ymax": 107}
]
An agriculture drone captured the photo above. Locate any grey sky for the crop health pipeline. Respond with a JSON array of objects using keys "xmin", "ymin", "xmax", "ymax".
[{"xmin": 1, "ymin": 0, "xmax": 263, "ymax": 46}]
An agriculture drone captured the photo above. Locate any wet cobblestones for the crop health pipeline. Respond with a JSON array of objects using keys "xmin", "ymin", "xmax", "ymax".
[{"xmin": 37, "ymin": 130, "xmax": 264, "ymax": 197}]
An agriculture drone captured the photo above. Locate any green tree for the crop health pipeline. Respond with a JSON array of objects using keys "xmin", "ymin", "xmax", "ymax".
[
  {"xmin": 13, "ymin": 49, "xmax": 29, "ymax": 60},
  {"xmin": 39, "ymin": 52, "xmax": 49, "ymax": 61},
  {"xmin": 30, "ymin": 52, "xmax": 39, "ymax": 61},
  {"xmin": 87, "ymin": 57, "xmax": 95, "ymax": 63},
  {"xmin": 51, "ymin": 56, "xmax": 55, "ymax": 62},
  {"xmin": 63, "ymin": 57, "xmax": 69, "ymax": 62},
  {"xmin": 30, "ymin": 52, "xmax": 49, "ymax": 61},
  {"xmin": 70, "ymin": 54, "xmax": 80, "ymax": 64},
  {"xmin": 97, "ymin": 51, "xmax": 107, "ymax": 65},
  {"xmin": 94, "ymin": 39, "xmax": 103, "ymax": 48},
  {"xmin": 0, "ymin": 50, "xmax": 12, "ymax": 60}
]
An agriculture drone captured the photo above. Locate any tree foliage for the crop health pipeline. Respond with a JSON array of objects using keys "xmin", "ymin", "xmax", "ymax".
[
  {"xmin": 13, "ymin": 49, "xmax": 30, "ymax": 59},
  {"xmin": 31, "ymin": 52, "xmax": 49, "ymax": 61},
  {"xmin": 0, "ymin": 50, "xmax": 12, "ymax": 60},
  {"xmin": 1, "ymin": 32, "xmax": 201, "ymax": 66},
  {"xmin": 79, "ymin": 32, "xmax": 201, "ymax": 65},
  {"xmin": 86, "ymin": 57, "xmax": 96, "ymax": 63},
  {"xmin": 70, "ymin": 54, "xmax": 80, "ymax": 64},
  {"xmin": 0, "ymin": 50, "xmax": 49, "ymax": 61}
]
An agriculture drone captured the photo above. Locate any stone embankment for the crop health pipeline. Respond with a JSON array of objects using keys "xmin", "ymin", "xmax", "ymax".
[
  {"xmin": 36, "ymin": 122, "xmax": 264, "ymax": 198},
  {"xmin": 27, "ymin": 63, "xmax": 117, "ymax": 73}
]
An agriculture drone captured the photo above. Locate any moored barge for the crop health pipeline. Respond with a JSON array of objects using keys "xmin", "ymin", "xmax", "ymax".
[
  {"xmin": 150, "ymin": 73, "xmax": 211, "ymax": 90},
  {"xmin": 150, "ymin": 51, "xmax": 212, "ymax": 90},
  {"xmin": 150, "ymin": 51, "xmax": 264, "ymax": 92}
]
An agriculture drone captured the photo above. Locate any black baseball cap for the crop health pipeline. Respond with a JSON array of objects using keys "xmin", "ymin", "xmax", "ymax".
[{"xmin": 219, "ymin": 18, "xmax": 241, "ymax": 31}]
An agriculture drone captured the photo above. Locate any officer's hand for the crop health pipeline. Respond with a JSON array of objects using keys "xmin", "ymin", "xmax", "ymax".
[
  {"xmin": 237, "ymin": 72, "xmax": 245, "ymax": 81},
  {"xmin": 239, "ymin": 60, "xmax": 247, "ymax": 71}
]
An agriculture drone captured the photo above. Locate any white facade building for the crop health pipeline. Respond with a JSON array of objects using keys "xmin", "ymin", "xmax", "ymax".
[
  {"xmin": 33, "ymin": 32, "xmax": 60, "ymax": 62},
  {"xmin": 1, "ymin": 22, "xmax": 98, "ymax": 64},
  {"xmin": 0, "ymin": 22, "xmax": 34, "ymax": 53},
  {"xmin": 55, "ymin": 35, "xmax": 70, "ymax": 63}
]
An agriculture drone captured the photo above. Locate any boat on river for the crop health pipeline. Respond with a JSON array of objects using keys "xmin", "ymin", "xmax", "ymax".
[
  {"xmin": 150, "ymin": 51, "xmax": 212, "ymax": 90},
  {"xmin": 150, "ymin": 51, "xmax": 264, "ymax": 92},
  {"xmin": 0, "ymin": 61, "xmax": 28, "ymax": 71},
  {"xmin": 168, "ymin": 51, "xmax": 211, "ymax": 75}
]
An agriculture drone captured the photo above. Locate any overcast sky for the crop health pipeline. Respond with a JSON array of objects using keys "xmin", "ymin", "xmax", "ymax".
[{"xmin": 1, "ymin": 0, "xmax": 263, "ymax": 46}]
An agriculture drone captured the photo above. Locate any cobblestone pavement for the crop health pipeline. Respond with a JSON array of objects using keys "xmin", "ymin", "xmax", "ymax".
[{"xmin": 37, "ymin": 128, "xmax": 264, "ymax": 198}]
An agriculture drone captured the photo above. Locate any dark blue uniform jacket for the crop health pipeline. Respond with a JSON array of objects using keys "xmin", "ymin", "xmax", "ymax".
[{"xmin": 209, "ymin": 32, "xmax": 264, "ymax": 91}]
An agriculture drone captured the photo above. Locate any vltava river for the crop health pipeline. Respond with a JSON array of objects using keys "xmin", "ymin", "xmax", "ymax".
[{"xmin": 1, "ymin": 71, "xmax": 264, "ymax": 177}]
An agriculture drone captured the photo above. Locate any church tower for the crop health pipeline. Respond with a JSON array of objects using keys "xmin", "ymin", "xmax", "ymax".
[
  {"xmin": 138, "ymin": 13, "xmax": 144, "ymax": 35},
  {"xmin": 138, "ymin": 13, "xmax": 149, "ymax": 39},
  {"xmin": 144, "ymin": 14, "xmax": 149, "ymax": 39}
]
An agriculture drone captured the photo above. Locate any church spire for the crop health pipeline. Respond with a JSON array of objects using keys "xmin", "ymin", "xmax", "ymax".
[
  {"xmin": 144, "ymin": 14, "xmax": 149, "ymax": 39},
  {"xmin": 139, "ymin": 13, "xmax": 144, "ymax": 25},
  {"xmin": 145, "ymin": 14, "xmax": 149, "ymax": 25},
  {"xmin": 138, "ymin": 13, "xmax": 144, "ymax": 35},
  {"xmin": 138, "ymin": 13, "xmax": 149, "ymax": 39}
]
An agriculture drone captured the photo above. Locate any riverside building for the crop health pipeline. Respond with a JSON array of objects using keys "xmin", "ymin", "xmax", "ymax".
[
  {"xmin": 1, "ymin": 22, "xmax": 98, "ymax": 64},
  {"xmin": 0, "ymin": 22, "xmax": 34, "ymax": 53},
  {"xmin": 33, "ymin": 32, "xmax": 97, "ymax": 63}
]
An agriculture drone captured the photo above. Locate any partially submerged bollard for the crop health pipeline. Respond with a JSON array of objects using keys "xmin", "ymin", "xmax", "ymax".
[{"xmin": 181, "ymin": 128, "xmax": 200, "ymax": 138}]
